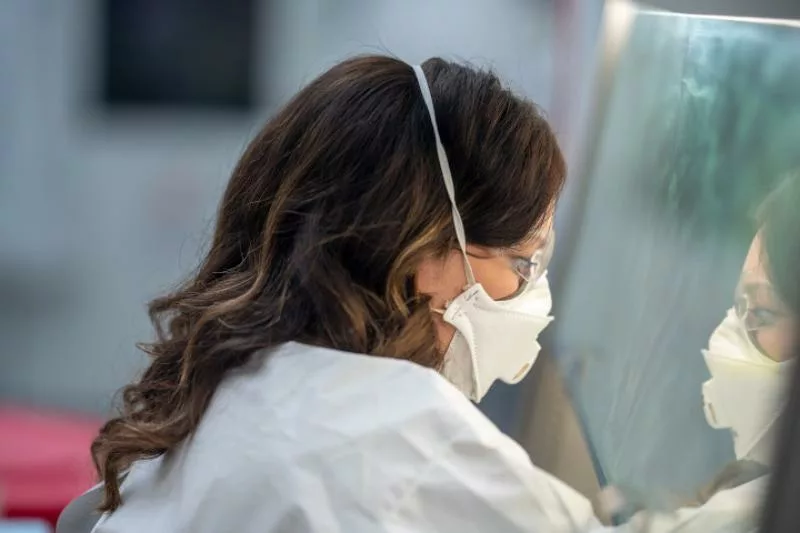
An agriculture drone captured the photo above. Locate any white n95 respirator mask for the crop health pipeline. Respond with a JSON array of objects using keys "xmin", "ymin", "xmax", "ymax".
[
  {"xmin": 411, "ymin": 64, "xmax": 554, "ymax": 403},
  {"xmin": 702, "ymin": 308, "xmax": 792, "ymax": 464},
  {"xmin": 440, "ymin": 275, "xmax": 553, "ymax": 402}
]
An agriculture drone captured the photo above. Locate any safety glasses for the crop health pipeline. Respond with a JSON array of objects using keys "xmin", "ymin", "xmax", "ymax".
[{"xmin": 734, "ymin": 278, "xmax": 793, "ymax": 361}]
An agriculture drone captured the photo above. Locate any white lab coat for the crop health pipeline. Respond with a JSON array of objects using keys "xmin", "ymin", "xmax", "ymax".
[
  {"xmin": 79, "ymin": 342, "xmax": 600, "ymax": 533},
  {"xmin": 613, "ymin": 476, "xmax": 766, "ymax": 533}
]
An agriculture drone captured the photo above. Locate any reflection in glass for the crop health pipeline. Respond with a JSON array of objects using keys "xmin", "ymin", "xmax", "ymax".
[{"xmin": 555, "ymin": 8, "xmax": 800, "ymax": 511}]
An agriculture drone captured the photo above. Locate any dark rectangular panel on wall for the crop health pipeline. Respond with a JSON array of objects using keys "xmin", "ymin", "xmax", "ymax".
[{"xmin": 100, "ymin": 0, "xmax": 258, "ymax": 110}]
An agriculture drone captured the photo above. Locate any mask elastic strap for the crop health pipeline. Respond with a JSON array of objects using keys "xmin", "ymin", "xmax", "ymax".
[{"xmin": 412, "ymin": 64, "xmax": 476, "ymax": 286}]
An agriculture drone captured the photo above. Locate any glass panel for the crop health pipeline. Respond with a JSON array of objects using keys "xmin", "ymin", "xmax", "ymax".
[{"xmin": 557, "ymin": 8, "xmax": 800, "ymax": 508}]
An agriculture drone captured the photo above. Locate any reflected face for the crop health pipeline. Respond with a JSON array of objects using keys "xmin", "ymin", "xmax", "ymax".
[{"xmin": 736, "ymin": 232, "xmax": 797, "ymax": 362}]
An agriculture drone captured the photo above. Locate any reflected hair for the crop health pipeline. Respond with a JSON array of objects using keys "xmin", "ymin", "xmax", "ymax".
[
  {"xmin": 90, "ymin": 55, "xmax": 566, "ymax": 511},
  {"xmin": 754, "ymin": 172, "xmax": 800, "ymax": 533},
  {"xmin": 686, "ymin": 171, "xmax": 800, "ymax": 509},
  {"xmin": 757, "ymin": 170, "xmax": 800, "ymax": 315}
]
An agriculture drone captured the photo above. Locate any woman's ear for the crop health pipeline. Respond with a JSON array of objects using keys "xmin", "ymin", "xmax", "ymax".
[
  {"xmin": 414, "ymin": 250, "xmax": 467, "ymax": 311},
  {"xmin": 415, "ymin": 250, "xmax": 465, "ymax": 353}
]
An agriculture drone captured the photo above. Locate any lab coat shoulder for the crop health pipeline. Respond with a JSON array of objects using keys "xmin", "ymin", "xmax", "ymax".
[
  {"xmin": 384, "ymin": 387, "xmax": 602, "ymax": 533},
  {"xmin": 94, "ymin": 343, "xmax": 599, "ymax": 533},
  {"xmin": 268, "ymin": 344, "xmax": 600, "ymax": 532}
]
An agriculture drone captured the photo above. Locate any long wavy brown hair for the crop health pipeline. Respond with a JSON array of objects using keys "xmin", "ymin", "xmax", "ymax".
[{"xmin": 91, "ymin": 55, "xmax": 566, "ymax": 511}]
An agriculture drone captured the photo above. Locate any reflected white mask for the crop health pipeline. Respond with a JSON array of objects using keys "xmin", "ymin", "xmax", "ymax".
[
  {"xmin": 702, "ymin": 308, "xmax": 792, "ymax": 464},
  {"xmin": 412, "ymin": 65, "xmax": 554, "ymax": 403}
]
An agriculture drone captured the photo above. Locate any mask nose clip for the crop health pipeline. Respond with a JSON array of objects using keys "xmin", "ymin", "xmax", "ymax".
[
  {"xmin": 512, "ymin": 362, "xmax": 531, "ymax": 382},
  {"xmin": 704, "ymin": 400, "xmax": 720, "ymax": 428}
]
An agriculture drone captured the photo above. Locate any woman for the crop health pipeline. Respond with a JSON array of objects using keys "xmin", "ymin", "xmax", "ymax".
[
  {"xmin": 60, "ymin": 56, "xmax": 600, "ymax": 532},
  {"xmin": 701, "ymin": 178, "xmax": 798, "ymax": 467},
  {"xmin": 612, "ymin": 173, "xmax": 800, "ymax": 532}
]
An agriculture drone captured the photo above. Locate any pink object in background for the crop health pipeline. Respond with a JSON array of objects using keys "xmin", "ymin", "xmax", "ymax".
[{"xmin": 0, "ymin": 406, "xmax": 101, "ymax": 528}]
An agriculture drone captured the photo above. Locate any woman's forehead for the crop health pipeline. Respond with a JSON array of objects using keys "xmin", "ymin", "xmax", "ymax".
[
  {"xmin": 512, "ymin": 224, "xmax": 553, "ymax": 254},
  {"xmin": 742, "ymin": 232, "xmax": 767, "ymax": 281},
  {"xmin": 530, "ymin": 217, "xmax": 555, "ymax": 244}
]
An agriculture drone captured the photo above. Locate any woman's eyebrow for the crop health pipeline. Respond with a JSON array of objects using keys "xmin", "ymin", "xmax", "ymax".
[
  {"xmin": 513, "ymin": 232, "xmax": 547, "ymax": 252},
  {"xmin": 742, "ymin": 281, "xmax": 772, "ymax": 293},
  {"xmin": 742, "ymin": 282, "xmax": 791, "ymax": 310},
  {"xmin": 508, "ymin": 243, "xmax": 539, "ymax": 256},
  {"xmin": 741, "ymin": 282, "xmax": 775, "ymax": 301}
]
